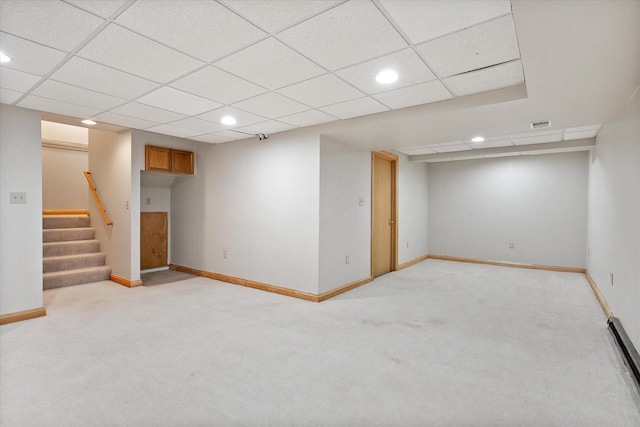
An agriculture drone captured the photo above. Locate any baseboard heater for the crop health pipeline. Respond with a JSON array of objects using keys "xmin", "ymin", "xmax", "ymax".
[{"xmin": 608, "ymin": 317, "xmax": 640, "ymax": 389}]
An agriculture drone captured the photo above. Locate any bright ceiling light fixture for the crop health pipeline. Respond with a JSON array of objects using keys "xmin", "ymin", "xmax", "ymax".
[
  {"xmin": 221, "ymin": 115, "xmax": 237, "ymax": 126},
  {"xmin": 471, "ymin": 136, "xmax": 485, "ymax": 143},
  {"xmin": 81, "ymin": 119, "xmax": 96, "ymax": 125},
  {"xmin": 375, "ymin": 69, "xmax": 398, "ymax": 84},
  {"xmin": 0, "ymin": 52, "xmax": 11, "ymax": 63}
]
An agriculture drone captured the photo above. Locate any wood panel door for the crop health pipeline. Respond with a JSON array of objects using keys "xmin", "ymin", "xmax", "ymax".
[
  {"xmin": 141, "ymin": 212, "xmax": 168, "ymax": 270},
  {"xmin": 371, "ymin": 152, "xmax": 397, "ymax": 277}
]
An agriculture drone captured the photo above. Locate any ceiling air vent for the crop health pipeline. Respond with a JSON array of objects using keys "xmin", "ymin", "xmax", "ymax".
[{"xmin": 530, "ymin": 120, "xmax": 551, "ymax": 129}]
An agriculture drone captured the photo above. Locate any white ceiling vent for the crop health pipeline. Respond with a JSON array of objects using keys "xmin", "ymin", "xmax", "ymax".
[{"xmin": 530, "ymin": 120, "xmax": 551, "ymax": 129}]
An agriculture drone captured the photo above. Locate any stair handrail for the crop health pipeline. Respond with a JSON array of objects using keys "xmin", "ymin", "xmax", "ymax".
[{"xmin": 83, "ymin": 171, "xmax": 113, "ymax": 226}]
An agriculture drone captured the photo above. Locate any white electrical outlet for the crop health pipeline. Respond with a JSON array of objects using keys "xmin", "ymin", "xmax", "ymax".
[
  {"xmin": 10, "ymin": 192, "xmax": 26, "ymax": 204},
  {"xmin": 611, "ymin": 273, "xmax": 614, "ymax": 286},
  {"xmin": 345, "ymin": 255, "xmax": 350, "ymax": 264},
  {"xmin": 509, "ymin": 242, "xmax": 515, "ymax": 249},
  {"xmin": 358, "ymin": 197, "xmax": 364, "ymax": 207},
  {"xmin": 223, "ymin": 250, "xmax": 227, "ymax": 259},
  {"xmin": 146, "ymin": 197, "xmax": 151, "ymax": 205},
  {"xmin": 406, "ymin": 241, "xmax": 409, "ymax": 249},
  {"xmin": 125, "ymin": 200, "xmax": 129, "ymax": 209}
]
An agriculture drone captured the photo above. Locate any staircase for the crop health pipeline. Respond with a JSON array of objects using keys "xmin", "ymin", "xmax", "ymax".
[{"xmin": 43, "ymin": 215, "xmax": 111, "ymax": 289}]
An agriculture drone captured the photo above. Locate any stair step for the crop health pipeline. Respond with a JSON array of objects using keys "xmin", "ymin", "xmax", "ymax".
[
  {"xmin": 43, "ymin": 227, "xmax": 95, "ymax": 243},
  {"xmin": 43, "ymin": 240, "xmax": 100, "ymax": 257},
  {"xmin": 43, "ymin": 253, "xmax": 106, "ymax": 273},
  {"xmin": 43, "ymin": 215, "xmax": 90, "ymax": 229},
  {"xmin": 43, "ymin": 266, "xmax": 111, "ymax": 290}
]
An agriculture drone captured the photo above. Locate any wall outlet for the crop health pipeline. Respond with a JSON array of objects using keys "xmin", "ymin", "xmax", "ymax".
[
  {"xmin": 406, "ymin": 241, "xmax": 409, "ymax": 249},
  {"xmin": 345, "ymin": 255, "xmax": 350, "ymax": 264},
  {"xmin": 358, "ymin": 197, "xmax": 364, "ymax": 207},
  {"xmin": 125, "ymin": 200, "xmax": 129, "ymax": 209},
  {"xmin": 509, "ymin": 241, "xmax": 515, "ymax": 249},
  {"xmin": 10, "ymin": 192, "xmax": 26, "ymax": 204},
  {"xmin": 610, "ymin": 273, "xmax": 614, "ymax": 287},
  {"xmin": 146, "ymin": 197, "xmax": 151, "ymax": 205},
  {"xmin": 223, "ymin": 250, "xmax": 227, "ymax": 259}
]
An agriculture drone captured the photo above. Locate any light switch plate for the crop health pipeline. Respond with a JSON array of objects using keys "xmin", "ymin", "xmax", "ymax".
[{"xmin": 10, "ymin": 192, "xmax": 27, "ymax": 204}]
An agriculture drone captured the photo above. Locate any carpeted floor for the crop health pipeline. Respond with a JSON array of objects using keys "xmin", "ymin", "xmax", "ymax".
[
  {"xmin": 141, "ymin": 269, "xmax": 197, "ymax": 286},
  {"xmin": 1, "ymin": 259, "xmax": 639, "ymax": 426}
]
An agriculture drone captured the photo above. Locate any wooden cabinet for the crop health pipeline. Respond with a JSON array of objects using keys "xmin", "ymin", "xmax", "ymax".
[{"xmin": 145, "ymin": 145, "xmax": 194, "ymax": 174}]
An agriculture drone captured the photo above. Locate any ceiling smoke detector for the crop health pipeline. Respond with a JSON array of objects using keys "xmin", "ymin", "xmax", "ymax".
[{"xmin": 530, "ymin": 120, "xmax": 551, "ymax": 129}]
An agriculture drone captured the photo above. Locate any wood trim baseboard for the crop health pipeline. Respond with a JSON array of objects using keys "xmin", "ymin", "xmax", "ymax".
[
  {"xmin": 427, "ymin": 254, "xmax": 586, "ymax": 274},
  {"xmin": 584, "ymin": 270, "xmax": 613, "ymax": 318},
  {"xmin": 201, "ymin": 270, "xmax": 318, "ymax": 302},
  {"xmin": 318, "ymin": 277, "xmax": 373, "ymax": 302},
  {"xmin": 0, "ymin": 307, "xmax": 46, "ymax": 325},
  {"xmin": 43, "ymin": 209, "xmax": 90, "ymax": 216},
  {"xmin": 110, "ymin": 274, "xmax": 143, "ymax": 288},
  {"xmin": 397, "ymin": 254, "xmax": 429, "ymax": 270},
  {"xmin": 169, "ymin": 264, "xmax": 203, "ymax": 276}
]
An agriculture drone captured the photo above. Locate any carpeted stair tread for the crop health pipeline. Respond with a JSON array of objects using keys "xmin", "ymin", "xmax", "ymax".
[
  {"xmin": 43, "ymin": 239, "xmax": 100, "ymax": 257},
  {"xmin": 43, "ymin": 266, "xmax": 111, "ymax": 290},
  {"xmin": 43, "ymin": 227, "xmax": 95, "ymax": 243},
  {"xmin": 43, "ymin": 253, "xmax": 106, "ymax": 273},
  {"xmin": 43, "ymin": 215, "xmax": 90, "ymax": 229}
]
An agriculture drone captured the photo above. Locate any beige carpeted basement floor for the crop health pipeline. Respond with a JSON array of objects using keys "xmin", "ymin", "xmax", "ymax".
[{"xmin": 1, "ymin": 259, "xmax": 639, "ymax": 426}]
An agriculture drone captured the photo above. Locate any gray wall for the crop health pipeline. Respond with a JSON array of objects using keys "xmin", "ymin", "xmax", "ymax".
[
  {"xmin": 397, "ymin": 152, "xmax": 429, "ymax": 264},
  {"xmin": 42, "ymin": 146, "xmax": 88, "ymax": 210}
]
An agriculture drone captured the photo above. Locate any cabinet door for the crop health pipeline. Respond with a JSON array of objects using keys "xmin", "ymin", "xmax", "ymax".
[
  {"xmin": 172, "ymin": 149, "xmax": 194, "ymax": 174},
  {"xmin": 145, "ymin": 146, "xmax": 171, "ymax": 172}
]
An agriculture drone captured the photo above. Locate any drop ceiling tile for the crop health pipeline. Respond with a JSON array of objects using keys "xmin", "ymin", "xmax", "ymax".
[
  {"xmin": 116, "ymin": 0, "xmax": 265, "ymax": 62},
  {"xmin": 563, "ymin": 130, "xmax": 599, "ymax": 140},
  {"xmin": 65, "ymin": 0, "xmax": 129, "ymax": 18},
  {"xmin": 77, "ymin": 24, "xmax": 204, "ymax": 83},
  {"xmin": 50, "ymin": 57, "xmax": 159, "ymax": 100},
  {"xmin": 469, "ymin": 138, "xmax": 513, "ymax": 149},
  {"xmin": 0, "ymin": 0, "xmax": 104, "ymax": 51},
  {"xmin": 145, "ymin": 124, "xmax": 202, "ymax": 139},
  {"xmin": 0, "ymin": 32, "xmax": 67, "ymax": 76},
  {"xmin": 428, "ymin": 140, "xmax": 465, "ymax": 147},
  {"xmin": 214, "ymin": 37, "xmax": 324, "ymax": 90},
  {"xmin": 136, "ymin": 87, "xmax": 222, "ymax": 116},
  {"xmin": 32, "ymin": 80, "xmax": 126, "ymax": 110},
  {"xmin": 169, "ymin": 118, "xmax": 226, "ymax": 134},
  {"xmin": 565, "ymin": 124, "xmax": 601, "ymax": 133},
  {"xmin": 512, "ymin": 134, "xmax": 563, "ymax": 145},
  {"xmin": 197, "ymin": 106, "xmax": 267, "ymax": 128},
  {"xmin": 445, "ymin": 60, "xmax": 524, "ymax": 97},
  {"xmin": 0, "ymin": 67, "xmax": 40, "ymax": 92},
  {"xmin": 278, "ymin": 109, "xmax": 336, "ymax": 127},
  {"xmin": 279, "ymin": 1, "xmax": 407, "ymax": 70},
  {"xmin": 220, "ymin": 0, "xmax": 339, "ymax": 33},
  {"xmin": 374, "ymin": 80, "xmax": 452, "ymax": 109},
  {"xmin": 511, "ymin": 129, "xmax": 562, "ymax": 138},
  {"xmin": 213, "ymin": 130, "xmax": 254, "ymax": 141},
  {"xmin": 336, "ymin": 49, "xmax": 436, "ymax": 95},
  {"xmin": 190, "ymin": 133, "xmax": 233, "ymax": 144},
  {"xmin": 0, "ymin": 88, "xmax": 23, "ymax": 104},
  {"xmin": 430, "ymin": 144, "xmax": 472, "ymax": 153},
  {"xmin": 92, "ymin": 111, "xmax": 159, "ymax": 130},
  {"xmin": 319, "ymin": 97, "xmax": 389, "ymax": 120},
  {"xmin": 111, "ymin": 102, "xmax": 188, "ymax": 123},
  {"xmin": 232, "ymin": 92, "xmax": 309, "ymax": 119},
  {"xmin": 396, "ymin": 147, "xmax": 437, "ymax": 155},
  {"xmin": 170, "ymin": 66, "xmax": 267, "ymax": 105},
  {"xmin": 417, "ymin": 15, "xmax": 520, "ymax": 77},
  {"xmin": 240, "ymin": 120, "xmax": 297, "ymax": 135},
  {"xmin": 277, "ymin": 74, "xmax": 363, "ymax": 108},
  {"xmin": 17, "ymin": 95, "xmax": 100, "ymax": 119},
  {"xmin": 379, "ymin": 0, "xmax": 512, "ymax": 44}
]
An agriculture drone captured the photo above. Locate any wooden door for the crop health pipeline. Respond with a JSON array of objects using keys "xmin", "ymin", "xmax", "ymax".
[
  {"xmin": 141, "ymin": 212, "xmax": 168, "ymax": 270},
  {"xmin": 371, "ymin": 152, "xmax": 397, "ymax": 277}
]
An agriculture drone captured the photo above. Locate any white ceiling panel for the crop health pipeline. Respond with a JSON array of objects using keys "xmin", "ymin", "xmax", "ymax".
[
  {"xmin": 232, "ymin": 92, "xmax": 309, "ymax": 119},
  {"xmin": 65, "ymin": 0, "xmax": 129, "ymax": 18},
  {"xmin": 0, "ymin": 32, "xmax": 67, "ymax": 76},
  {"xmin": 510, "ymin": 129, "xmax": 562, "ymax": 138},
  {"xmin": 379, "ymin": 1, "xmax": 512, "ymax": 44},
  {"xmin": 220, "ymin": 0, "xmax": 339, "ymax": 34},
  {"xmin": 374, "ymin": 80, "xmax": 452, "ymax": 109},
  {"xmin": 396, "ymin": 146, "xmax": 437, "ymax": 155},
  {"xmin": 169, "ymin": 117, "xmax": 227, "ymax": 134},
  {"xmin": 512, "ymin": 134, "xmax": 563, "ymax": 145},
  {"xmin": 92, "ymin": 111, "xmax": 159, "ymax": 130},
  {"xmin": 116, "ymin": 0, "xmax": 265, "ymax": 62},
  {"xmin": 110, "ymin": 102, "xmax": 188, "ymax": 123},
  {"xmin": 430, "ymin": 144, "xmax": 471, "ymax": 153},
  {"xmin": 0, "ymin": 88, "xmax": 23, "ymax": 104},
  {"xmin": 197, "ymin": 106, "xmax": 267, "ymax": 128},
  {"xmin": 170, "ymin": 66, "xmax": 267, "ymax": 105},
  {"xmin": 213, "ymin": 130, "xmax": 254, "ymax": 141},
  {"xmin": 32, "ymin": 80, "xmax": 126, "ymax": 110},
  {"xmin": 336, "ymin": 48, "xmax": 436, "ymax": 95},
  {"xmin": 77, "ymin": 24, "xmax": 204, "ymax": 83},
  {"xmin": 278, "ymin": 109, "xmax": 337, "ymax": 127},
  {"xmin": 50, "ymin": 57, "xmax": 159, "ymax": 100},
  {"xmin": 277, "ymin": 74, "xmax": 363, "ymax": 108},
  {"xmin": 190, "ymin": 133, "xmax": 233, "ymax": 144},
  {"xmin": 565, "ymin": 124, "xmax": 601, "ymax": 133},
  {"xmin": 136, "ymin": 87, "xmax": 222, "ymax": 116},
  {"xmin": 278, "ymin": 1, "xmax": 408, "ymax": 70},
  {"xmin": 469, "ymin": 138, "xmax": 513, "ymax": 149},
  {"xmin": 144, "ymin": 124, "xmax": 202, "ymax": 139},
  {"xmin": 0, "ymin": 0, "xmax": 104, "ymax": 51},
  {"xmin": 320, "ymin": 97, "xmax": 388, "ymax": 120},
  {"xmin": 0, "ymin": 67, "xmax": 40, "ymax": 92},
  {"xmin": 215, "ymin": 37, "xmax": 324, "ymax": 90},
  {"xmin": 417, "ymin": 15, "xmax": 520, "ymax": 77},
  {"xmin": 240, "ymin": 120, "xmax": 298, "ymax": 135},
  {"xmin": 445, "ymin": 60, "xmax": 524, "ymax": 97},
  {"xmin": 17, "ymin": 95, "xmax": 100, "ymax": 118},
  {"xmin": 563, "ymin": 129, "xmax": 599, "ymax": 140}
]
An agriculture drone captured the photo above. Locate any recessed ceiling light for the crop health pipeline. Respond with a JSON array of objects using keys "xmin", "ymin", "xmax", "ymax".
[
  {"xmin": 221, "ymin": 116, "xmax": 236, "ymax": 126},
  {"xmin": 375, "ymin": 69, "xmax": 398, "ymax": 84},
  {"xmin": 471, "ymin": 136, "xmax": 485, "ymax": 143},
  {"xmin": 0, "ymin": 52, "xmax": 11, "ymax": 63},
  {"xmin": 81, "ymin": 119, "xmax": 96, "ymax": 125}
]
